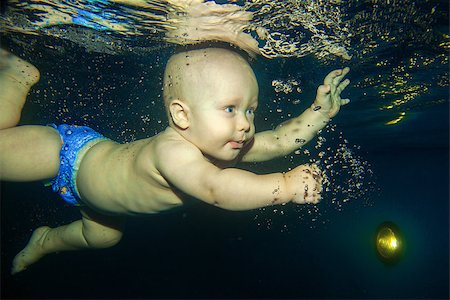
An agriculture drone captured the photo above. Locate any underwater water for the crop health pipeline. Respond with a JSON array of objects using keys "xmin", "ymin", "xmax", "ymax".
[{"xmin": 1, "ymin": 0, "xmax": 449, "ymax": 299}]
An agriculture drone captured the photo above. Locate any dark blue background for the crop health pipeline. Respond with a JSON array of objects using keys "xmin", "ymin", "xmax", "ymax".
[{"xmin": 1, "ymin": 1, "xmax": 449, "ymax": 298}]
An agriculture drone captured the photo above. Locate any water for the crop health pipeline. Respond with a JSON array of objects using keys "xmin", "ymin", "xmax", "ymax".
[{"xmin": 1, "ymin": 1, "xmax": 448, "ymax": 299}]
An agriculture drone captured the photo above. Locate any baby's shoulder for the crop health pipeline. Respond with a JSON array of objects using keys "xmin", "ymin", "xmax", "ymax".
[
  {"xmin": 151, "ymin": 127, "xmax": 199, "ymax": 155},
  {"xmin": 150, "ymin": 127, "xmax": 201, "ymax": 160}
]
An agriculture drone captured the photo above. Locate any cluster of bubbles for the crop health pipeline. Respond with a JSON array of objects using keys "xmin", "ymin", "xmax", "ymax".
[
  {"xmin": 254, "ymin": 123, "xmax": 377, "ymax": 232},
  {"xmin": 313, "ymin": 124, "xmax": 376, "ymax": 211},
  {"xmin": 271, "ymin": 79, "xmax": 302, "ymax": 94}
]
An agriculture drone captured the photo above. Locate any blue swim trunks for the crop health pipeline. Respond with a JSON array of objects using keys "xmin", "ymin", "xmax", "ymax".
[{"xmin": 47, "ymin": 124, "xmax": 109, "ymax": 205}]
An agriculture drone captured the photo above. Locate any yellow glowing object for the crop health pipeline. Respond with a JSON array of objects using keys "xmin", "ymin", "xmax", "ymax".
[
  {"xmin": 376, "ymin": 222, "xmax": 403, "ymax": 264},
  {"xmin": 385, "ymin": 112, "xmax": 406, "ymax": 125}
]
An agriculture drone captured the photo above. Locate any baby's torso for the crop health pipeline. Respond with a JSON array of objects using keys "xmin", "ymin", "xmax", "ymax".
[{"xmin": 76, "ymin": 130, "xmax": 184, "ymax": 215}]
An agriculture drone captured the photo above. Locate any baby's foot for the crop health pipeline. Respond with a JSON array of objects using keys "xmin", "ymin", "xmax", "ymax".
[
  {"xmin": 0, "ymin": 49, "xmax": 40, "ymax": 90},
  {"xmin": 11, "ymin": 226, "xmax": 51, "ymax": 275}
]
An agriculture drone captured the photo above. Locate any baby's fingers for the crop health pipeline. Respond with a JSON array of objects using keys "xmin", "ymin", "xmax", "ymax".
[
  {"xmin": 323, "ymin": 67, "xmax": 349, "ymax": 86},
  {"xmin": 323, "ymin": 69, "xmax": 343, "ymax": 86},
  {"xmin": 337, "ymin": 78, "xmax": 350, "ymax": 93},
  {"xmin": 305, "ymin": 182, "xmax": 322, "ymax": 204},
  {"xmin": 310, "ymin": 192, "xmax": 322, "ymax": 204},
  {"xmin": 341, "ymin": 98, "xmax": 350, "ymax": 106},
  {"xmin": 333, "ymin": 67, "xmax": 350, "ymax": 86}
]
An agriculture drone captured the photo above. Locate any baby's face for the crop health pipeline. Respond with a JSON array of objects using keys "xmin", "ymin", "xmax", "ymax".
[{"xmin": 183, "ymin": 51, "xmax": 259, "ymax": 161}]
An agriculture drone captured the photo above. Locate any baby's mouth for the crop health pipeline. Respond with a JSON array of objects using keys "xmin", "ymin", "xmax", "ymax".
[{"xmin": 229, "ymin": 140, "xmax": 245, "ymax": 149}]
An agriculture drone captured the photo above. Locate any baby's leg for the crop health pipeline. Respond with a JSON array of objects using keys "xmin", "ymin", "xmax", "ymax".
[
  {"xmin": 0, "ymin": 50, "xmax": 62, "ymax": 181},
  {"xmin": 0, "ymin": 49, "xmax": 40, "ymax": 129},
  {"xmin": 11, "ymin": 207, "xmax": 124, "ymax": 274}
]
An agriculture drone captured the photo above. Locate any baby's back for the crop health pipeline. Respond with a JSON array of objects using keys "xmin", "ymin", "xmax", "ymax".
[{"xmin": 76, "ymin": 129, "xmax": 184, "ymax": 215}]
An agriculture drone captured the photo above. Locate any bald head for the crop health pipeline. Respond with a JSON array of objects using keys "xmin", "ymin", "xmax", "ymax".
[
  {"xmin": 163, "ymin": 47, "xmax": 257, "ymax": 111},
  {"xmin": 162, "ymin": 47, "xmax": 259, "ymax": 159}
]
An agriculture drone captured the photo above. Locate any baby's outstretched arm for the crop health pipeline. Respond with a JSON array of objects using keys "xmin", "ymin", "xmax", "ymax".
[
  {"xmin": 241, "ymin": 68, "xmax": 350, "ymax": 162},
  {"xmin": 155, "ymin": 138, "xmax": 321, "ymax": 211}
]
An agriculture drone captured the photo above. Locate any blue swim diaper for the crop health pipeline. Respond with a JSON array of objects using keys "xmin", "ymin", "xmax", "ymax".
[{"xmin": 47, "ymin": 124, "xmax": 108, "ymax": 205}]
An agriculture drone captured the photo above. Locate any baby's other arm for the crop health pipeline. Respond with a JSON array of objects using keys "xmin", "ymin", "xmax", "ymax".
[
  {"xmin": 154, "ymin": 139, "xmax": 321, "ymax": 211},
  {"xmin": 241, "ymin": 68, "xmax": 350, "ymax": 163}
]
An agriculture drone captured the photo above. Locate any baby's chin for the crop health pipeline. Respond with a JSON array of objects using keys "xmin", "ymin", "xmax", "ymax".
[{"xmin": 203, "ymin": 152, "xmax": 240, "ymax": 168}]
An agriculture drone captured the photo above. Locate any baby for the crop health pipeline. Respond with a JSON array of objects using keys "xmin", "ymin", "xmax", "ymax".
[{"xmin": 0, "ymin": 47, "xmax": 350, "ymax": 274}]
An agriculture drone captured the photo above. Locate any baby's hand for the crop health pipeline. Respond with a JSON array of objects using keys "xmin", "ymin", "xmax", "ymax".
[
  {"xmin": 285, "ymin": 164, "xmax": 323, "ymax": 204},
  {"xmin": 313, "ymin": 67, "xmax": 350, "ymax": 118}
]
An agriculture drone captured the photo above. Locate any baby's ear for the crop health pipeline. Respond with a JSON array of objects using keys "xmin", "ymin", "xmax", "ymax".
[{"xmin": 169, "ymin": 99, "xmax": 190, "ymax": 129}]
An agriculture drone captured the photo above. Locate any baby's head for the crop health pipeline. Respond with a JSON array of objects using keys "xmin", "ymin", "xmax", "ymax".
[{"xmin": 163, "ymin": 47, "xmax": 259, "ymax": 161}]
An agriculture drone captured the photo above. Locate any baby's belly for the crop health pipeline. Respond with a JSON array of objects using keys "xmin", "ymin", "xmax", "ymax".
[
  {"xmin": 77, "ymin": 171, "xmax": 185, "ymax": 214},
  {"xmin": 75, "ymin": 142, "xmax": 183, "ymax": 215}
]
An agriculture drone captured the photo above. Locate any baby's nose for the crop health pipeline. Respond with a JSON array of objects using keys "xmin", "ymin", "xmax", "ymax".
[{"xmin": 237, "ymin": 113, "xmax": 251, "ymax": 132}]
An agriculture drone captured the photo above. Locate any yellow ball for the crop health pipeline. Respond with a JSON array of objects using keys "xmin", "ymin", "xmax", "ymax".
[{"xmin": 376, "ymin": 222, "xmax": 403, "ymax": 263}]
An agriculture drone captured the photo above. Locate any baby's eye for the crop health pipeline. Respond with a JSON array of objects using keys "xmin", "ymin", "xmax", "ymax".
[
  {"xmin": 246, "ymin": 108, "xmax": 255, "ymax": 115},
  {"xmin": 225, "ymin": 106, "xmax": 235, "ymax": 113}
]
